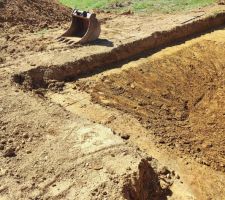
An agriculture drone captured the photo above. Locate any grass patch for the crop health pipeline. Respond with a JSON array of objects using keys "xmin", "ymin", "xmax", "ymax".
[{"xmin": 59, "ymin": 0, "xmax": 216, "ymax": 13}]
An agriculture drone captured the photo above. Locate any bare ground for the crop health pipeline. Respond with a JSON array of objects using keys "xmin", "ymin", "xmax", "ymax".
[
  {"xmin": 0, "ymin": 2, "xmax": 225, "ymax": 200},
  {"xmin": 47, "ymin": 27, "xmax": 225, "ymax": 200},
  {"xmin": 86, "ymin": 29, "xmax": 225, "ymax": 172}
]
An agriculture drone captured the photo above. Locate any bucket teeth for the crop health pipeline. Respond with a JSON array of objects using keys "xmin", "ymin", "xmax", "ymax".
[
  {"xmin": 67, "ymin": 40, "xmax": 75, "ymax": 45},
  {"xmin": 63, "ymin": 38, "xmax": 71, "ymax": 43},
  {"xmin": 59, "ymin": 9, "xmax": 101, "ymax": 44},
  {"xmin": 57, "ymin": 37, "xmax": 66, "ymax": 42}
]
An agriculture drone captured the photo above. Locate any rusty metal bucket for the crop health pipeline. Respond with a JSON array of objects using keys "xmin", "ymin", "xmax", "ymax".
[{"xmin": 59, "ymin": 10, "xmax": 101, "ymax": 44}]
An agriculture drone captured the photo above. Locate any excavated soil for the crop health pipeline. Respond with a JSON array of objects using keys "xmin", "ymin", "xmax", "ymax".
[
  {"xmin": 76, "ymin": 29, "xmax": 225, "ymax": 172},
  {"xmin": 1, "ymin": 1, "xmax": 225, "ymax": 199},
  {"xmin": 0, "ymin": 0, "xmax": 70, "ymax": 29}
]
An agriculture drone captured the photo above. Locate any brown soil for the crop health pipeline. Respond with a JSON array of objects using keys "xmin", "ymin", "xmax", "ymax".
[
  {"xmin": 13, "ymin": 12, "xmax": 225, "ymax": 89},
  {"xmin": 45, "ymin": 28, "xmax": 225, "ymax": 199},
  {"xmin": 0, "ymin": 0, "xmax": 70, "ymax": 29},
  {"xmin": 1, "ymin": 1, "xmax": 225, "ymax": 199},
  {"xmin": 81, "ymin": 30, "xmax": 225, "ymax": 172}
]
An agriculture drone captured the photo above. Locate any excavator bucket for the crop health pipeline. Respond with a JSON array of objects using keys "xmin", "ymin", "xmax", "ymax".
[{"xmin": 59, "ymin": 10, "xmax": 101, "ymax": 44}]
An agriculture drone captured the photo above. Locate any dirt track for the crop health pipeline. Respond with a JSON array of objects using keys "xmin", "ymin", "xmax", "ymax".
[{"xmin": 1, "ymin": 1, "xmax": 225, "ymax": 199}]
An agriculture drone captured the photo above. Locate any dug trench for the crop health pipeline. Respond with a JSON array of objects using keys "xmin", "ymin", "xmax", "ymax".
[
  {"xmin": 13, "ymin": 12, "xmax": 225, "ymax": 89},
  {"xmin": 44, "ymin": 28, "xmax": 225, "ymax": 199},
  {"xmin": 87, "ymin": 33, "xmax": 225, "ymax": 172},
  {"xmin": 11, "ymin": 12, "xmax": 225, "ymax": 199}
]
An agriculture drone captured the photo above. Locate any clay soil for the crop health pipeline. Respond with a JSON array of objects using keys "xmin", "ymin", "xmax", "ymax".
[
  {"xmin": 84, "ymin": 30, "xmax": 225, "ymax": 172},
  {"xmin": 49, "ymin": 28, "xmax": 225, "ymax": 199},
  {"xmin": 1, "ymin": 0, "xmax": 225, "ymax": 199}
]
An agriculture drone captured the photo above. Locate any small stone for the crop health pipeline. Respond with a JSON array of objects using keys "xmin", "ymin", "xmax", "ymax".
[
  {"xmin": 171, "ymin": 170, "xmax": 175, "ymax": 176},
  {"xmin": 55, "ymin": 82, "xmax": 65, "ymax": 88},
  {"xmin": 104, "ymin": 79, "xmax": 111, "ymax": 84},
  {"xmin": 16, "ymin": 146, "xmax": 20, "ymax": 151},
  {"xmin": 121, "ymin": 134, "xmax": 130, "ymax": 140},
  {"xmin": 159, "ymin": 139, "xmax": 165, "ymax": 144},
  {"xmin": 5, "ymin": 35, "xmax": 10, "ymax": 40},
  {"xmin": 1, "ymin": 139, "xmax": 7, "ymax": 145},
  {"xmin": 91, "ymin": 192, "xmax": 96, "ymax": 196},
  {"xmin": 0, "ymin": 144, "xmax": 4, "ymax": 150},
  {"xmin": 0, "ymin": 57, "xmax": 4, "ymax": 64},
  {"xmin": 126, "ymin": 167, "xmax": 131, "ymax": 171},
  {"xmin": 0, "ymin": 168, "xmax": 7, "ymax": 177},
  {"xmin": 160, "ymin": 166, "xmax": 170, "ymax": 175},
  {"xmin": 13, "ymin": 129, "xmax": 20, "ymax": 135},
  {"xmin": 9, "ymin": 48, "xmax": 16, "ymax": 54},
  {"xmin": 160, "ymin": 179, "xmax": 169, "ymax": 190},
  {"xmin": 34, "ymin": 133, "xmax": 40, "ymax": 137},
  {"xmin": 8, "ymin": 138, "xmax": 13, "ymax": 143},
  {"xmin": 220, "ymin": 163, "xmax": 225, "ymax": 168},
  {"xmin": 130, "ymin": 83, "xmax": 135, "ymax": 89},
  {"xmin": 26, "ymin": 150, "xmax": 32, "ymax": 154},
  {"xmin": 203, "ymin": 143, "xmax": 213, "ymax": 148},
  {"xmin": 3, "ymin": 148, "xmax": 16, "ymax": 157},
  {"xmin": 103, "ymin": 191, "xmax": 107, "ymax": 195},
  {"xmin": 23, "ymin": 133, "xmax": 29, "ymax": 139},
  {"xmin": 176, "ymin": 174, "xmax": 180, "ymax": 179},
  {"xmin": 166, "ymin": 174, "xmax": 171, "ymax": 179},
  {"xmin": 146, "ymin": 156, "xmax": 153, "ymax": 161},
  {"xmin": 94, "ymin": 165, "xmax": 103, "ymax": 171}
]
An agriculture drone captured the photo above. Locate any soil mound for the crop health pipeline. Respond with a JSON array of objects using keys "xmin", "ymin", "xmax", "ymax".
[{"xmin": 0, "ymin": 0, "xmax": 70, "ymax": 28}]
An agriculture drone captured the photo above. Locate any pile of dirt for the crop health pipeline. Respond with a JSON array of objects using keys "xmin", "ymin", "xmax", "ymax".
[{"xmin": 0, "ymin": 0, "xmax": 70, "ymax": 29}]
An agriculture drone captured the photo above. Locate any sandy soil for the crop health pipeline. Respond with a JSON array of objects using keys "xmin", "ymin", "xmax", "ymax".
[
  {"xmin": 47, "ymin": 28, "xmax": 225, "ymax": 200},
  {"xmin": 87, "ymin": 29, "xmax": 225, "ymax": 172},
  {"xmin": 0, "ymin": 1, "xmax": 225, "ymax": 199}
]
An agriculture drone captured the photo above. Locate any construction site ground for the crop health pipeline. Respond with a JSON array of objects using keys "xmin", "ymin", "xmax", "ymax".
[{"xmin": 0, "ymin": 2, "xmax": 225, "ymax": 200}]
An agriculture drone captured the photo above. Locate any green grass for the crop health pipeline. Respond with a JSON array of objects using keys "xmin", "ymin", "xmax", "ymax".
[{"xmin": 59, "ymin": 0, "xmax": 216, "ymax": 13}]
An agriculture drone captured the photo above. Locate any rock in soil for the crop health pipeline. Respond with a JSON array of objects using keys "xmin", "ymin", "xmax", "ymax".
[
  {"xmin": 121, "ymin": 134, "xmax": 130, "ymax": 140},
  {"xmin": 3, "ymin": 148, "xmax": 16, "ymax": 157},
  {"xmin": 0, "ymin": 144, "xmax": 4, "ymax": 150},
  {"xmin": 159, "ymin": 166, "xmax": 170, "ymax": 175}
]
